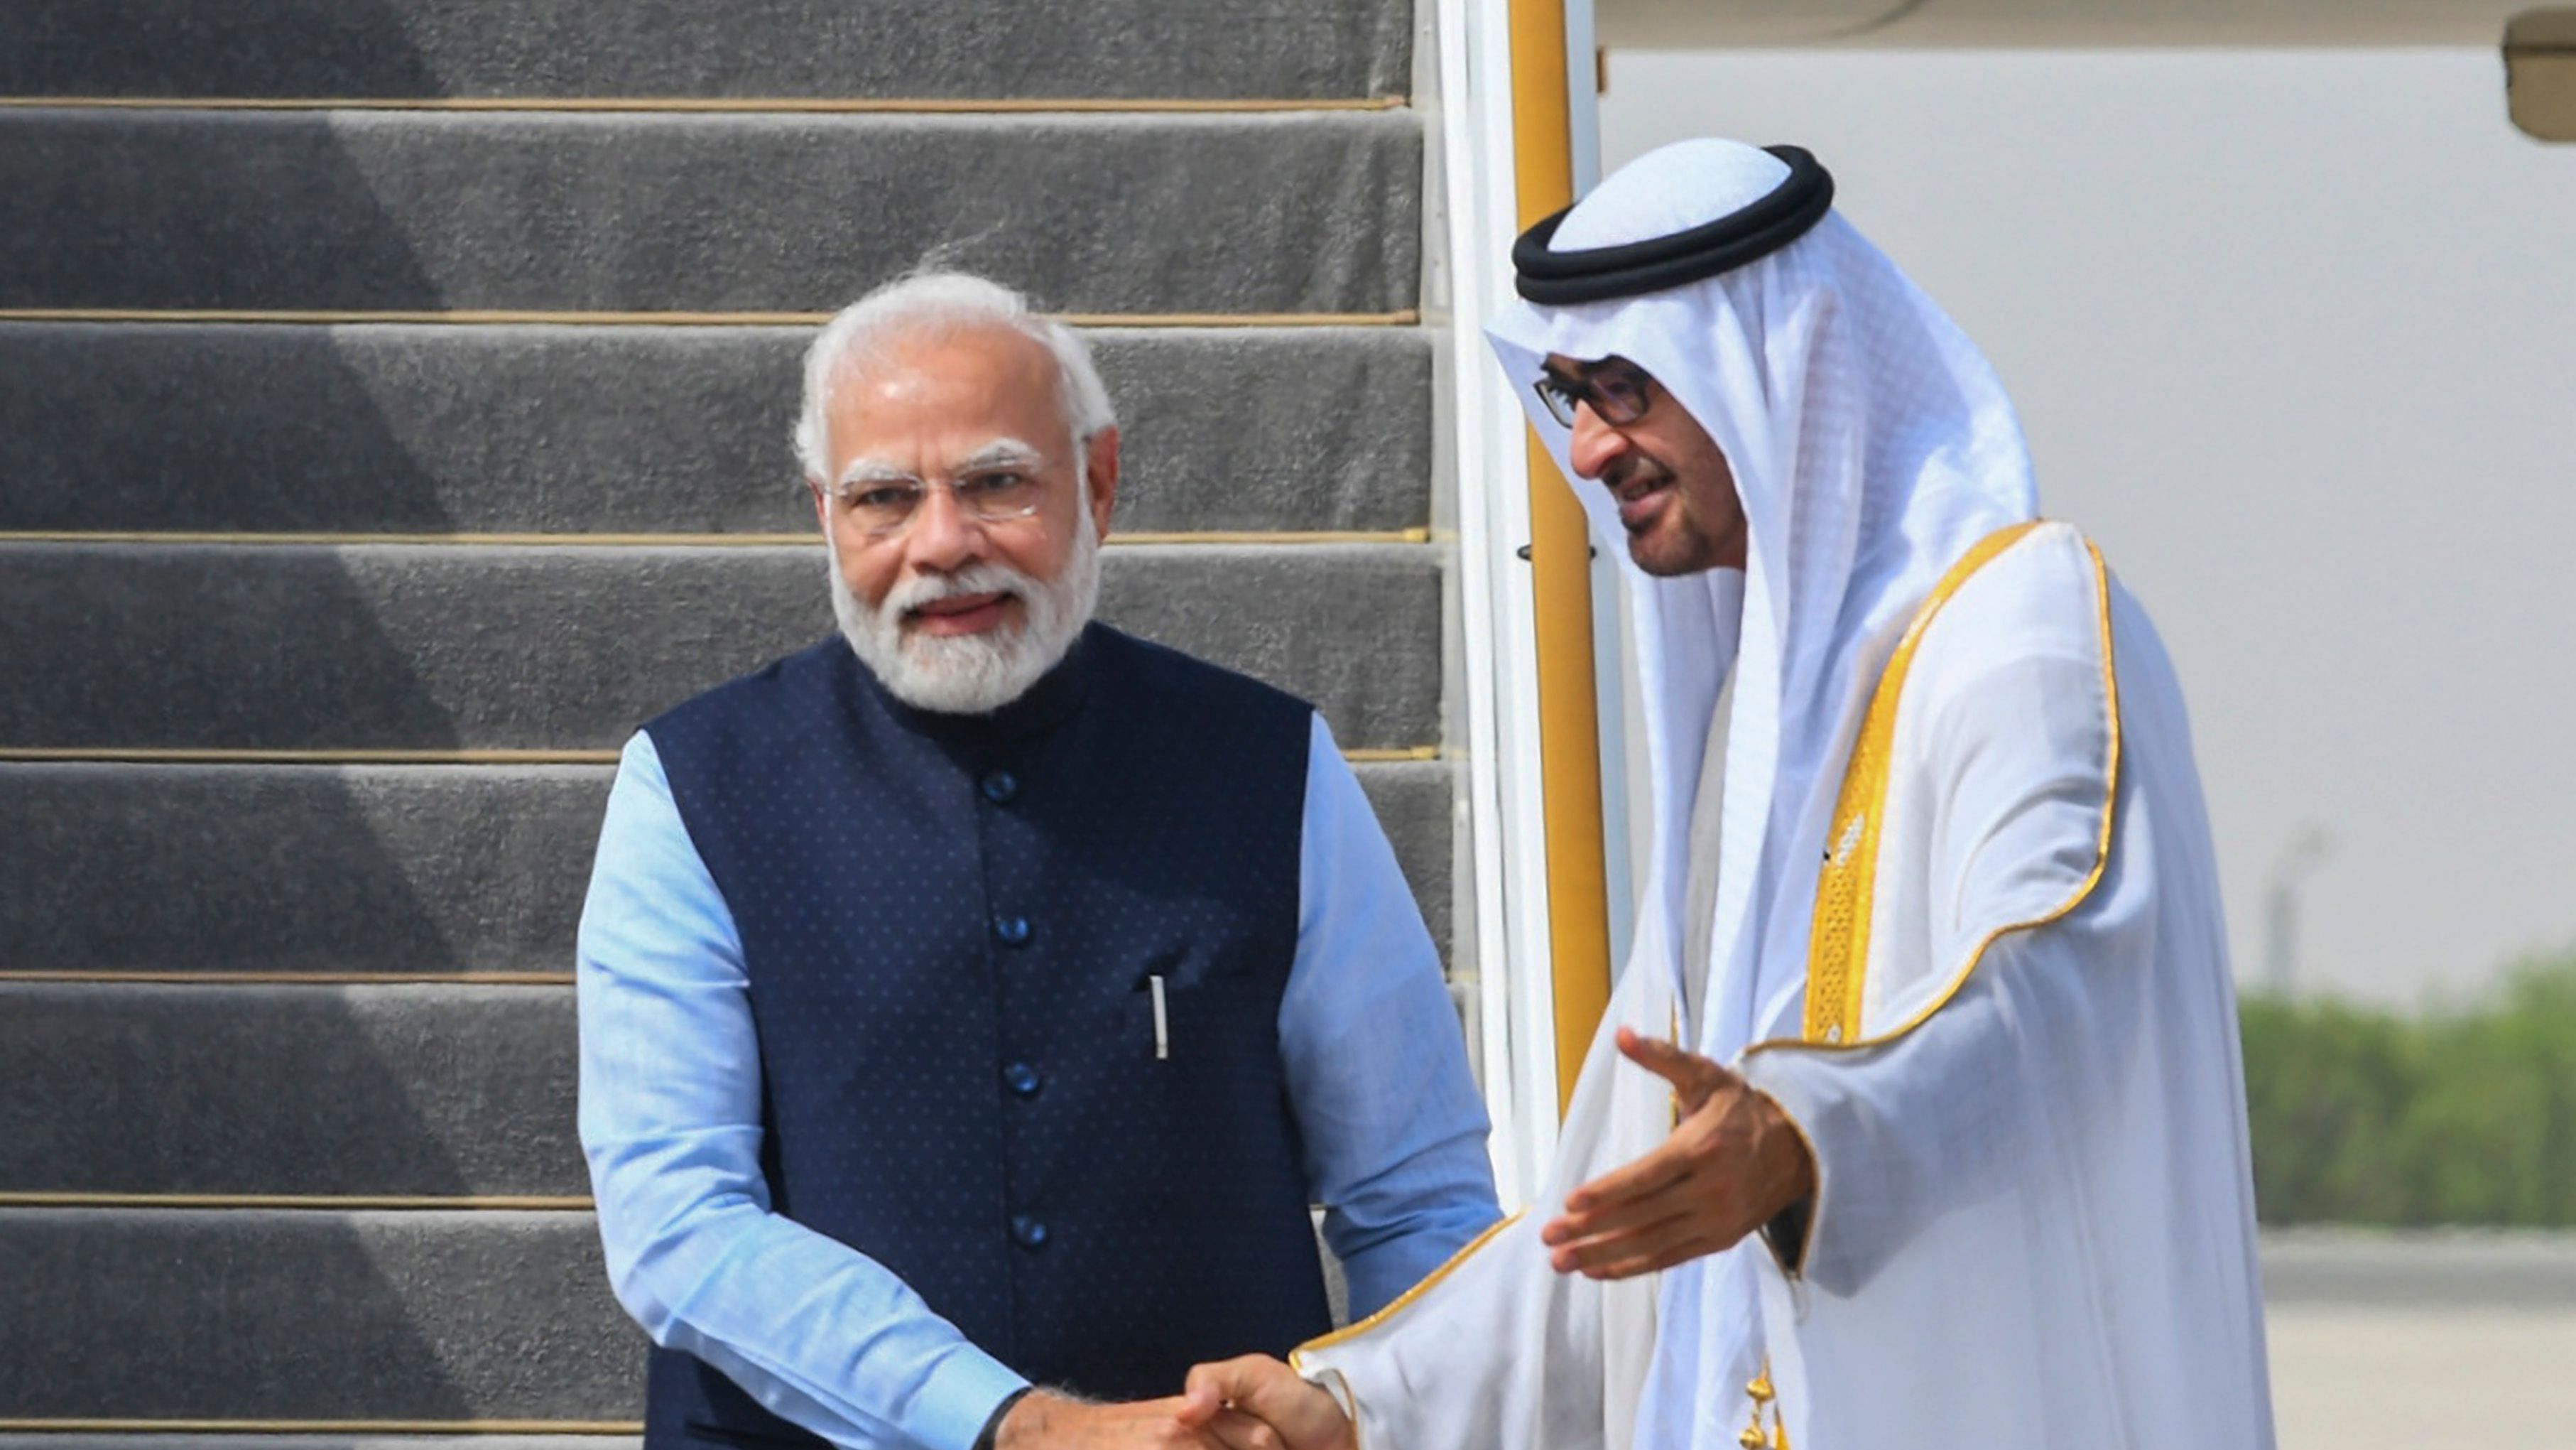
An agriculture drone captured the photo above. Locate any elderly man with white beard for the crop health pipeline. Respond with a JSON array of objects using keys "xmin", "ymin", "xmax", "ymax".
[{"xmin": 575, "ymin": 273, "xmax": 1501, "ymax": 1450}]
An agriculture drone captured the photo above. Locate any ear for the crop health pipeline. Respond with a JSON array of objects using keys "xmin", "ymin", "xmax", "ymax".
[
  {"xmin": 808, "ymin": 477, "xmax": 831, "ymax": 535},
  {"xmin": 1083, "ymin": 426, "xmax": 1121, "ymax": 543}
]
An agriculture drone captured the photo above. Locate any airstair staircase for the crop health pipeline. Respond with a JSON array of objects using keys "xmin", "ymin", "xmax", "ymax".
[{"xmin": 0, "ymin": 1, "xmax": 1451, "ymax": 1442}]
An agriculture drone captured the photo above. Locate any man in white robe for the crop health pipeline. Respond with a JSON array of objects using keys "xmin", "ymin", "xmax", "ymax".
[{"xmin": 1178, "ymin": 137, "xmax": 2274, "ymax": 1450}]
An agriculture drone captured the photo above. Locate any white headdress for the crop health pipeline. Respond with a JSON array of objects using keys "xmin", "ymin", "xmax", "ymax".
[{"xmin": 1486, "ymin": 137, "xmax": 2041, "ymax": 1061}]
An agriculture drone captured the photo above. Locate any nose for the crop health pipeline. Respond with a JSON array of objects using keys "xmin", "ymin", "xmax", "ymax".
[
  {"xmin": 901, "ymin": 481, "xmax": 985, "ymax": 573},
  {"xmin": 1565, "ymin": 403, "xmax": 1630, "ymax": 482}
]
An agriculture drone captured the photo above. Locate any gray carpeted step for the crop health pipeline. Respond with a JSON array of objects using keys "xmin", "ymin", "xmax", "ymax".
[
  {"xmin": 1352, "ymin": 760, "xmax": 1455, "ymax": 956},
  {"xmin": 0, "ymin": 766, "xmax": 599, "ymax": 978},
  {"xmin": 0, "ymin": 1432, "xmax": 628, "ymax": 1442},
  {"xmin": 0, "ymin": 762, "xmax": 1452, "ymax": 980},
  {"xmin": 0, "ymin": 1208, "xmax": 636, "ymax": 1419},
  {"xmin": 0, "ymin": 1439, "xmax": 633, "ymax": 1450},
  {"xmin": 0, "ymin": 984, "xmax": 581, "ymax": 1197},
  {"xmin": 0, "ymin": 543, "xmax": 1442, "ymax": 752},
  {"xmin": 4, "ymin": 735, "xmax": 1441, "ymax": 1187},
  {"xmin": 0, "ymin": 0, "xmax": 1408, "ymax": 102},
  {"xmin": 0, "ymin": 323, "xmax": 1432, "ymax": 536},
  {"xmin": 1, "ymin": 110, "xmax": 1419, "ymax": 315}
]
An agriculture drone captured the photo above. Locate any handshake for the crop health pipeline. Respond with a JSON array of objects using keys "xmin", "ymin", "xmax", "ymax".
[
  {"xmin": 989, "ymin": 1029, "xmax": 1817, "ymax": 1450},
  {"xmin": 991, "ymin": 1356, "xmax": 1352, "ymax": 1450}
]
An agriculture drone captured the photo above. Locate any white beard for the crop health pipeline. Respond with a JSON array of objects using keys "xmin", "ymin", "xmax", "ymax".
[{"xmin": 830, "ymin": 512, "xmax": 1102, "ymax": 715}]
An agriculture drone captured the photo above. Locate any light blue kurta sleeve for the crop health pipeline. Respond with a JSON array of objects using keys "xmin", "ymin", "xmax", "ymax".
[
  {"xmin": 576, "ymin": 731, "xmax": 1026, "ymax": 1450},
  {"xmin": 1281, "ymin": 713, "xmax": 1504, "ymax": 1316}
]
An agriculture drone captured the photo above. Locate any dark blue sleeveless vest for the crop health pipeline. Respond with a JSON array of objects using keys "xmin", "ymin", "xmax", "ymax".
[{"xmin": 638, "ymin": 625, "xmax": 1332, "ymax": 1449}]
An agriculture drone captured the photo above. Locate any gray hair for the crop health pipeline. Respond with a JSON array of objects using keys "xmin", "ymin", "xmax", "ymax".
[{"xmin": 793, "ymin": 271, "xmax": 1117, "ymax": 482}]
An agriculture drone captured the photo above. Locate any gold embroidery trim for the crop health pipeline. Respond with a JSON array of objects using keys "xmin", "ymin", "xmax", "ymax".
[
  {"xmin": 1277, "ymin": 524, "xmax": 2119, "ymax": 1450},
  {"xmin": 1287, "ymin": 1211, "xmax": 1522, "ymax": 1450},
  {"xmin": 1799, "ymin": 521, "xmax": 2044, "ymax": 1044},
  {"xmin": 1288, "ymin": 1210, "xmax": 1523, "ymax": 1363},
  {"xmin": 1755, "ymin": 524, "xmax": 2121, "ymax": 1060}
]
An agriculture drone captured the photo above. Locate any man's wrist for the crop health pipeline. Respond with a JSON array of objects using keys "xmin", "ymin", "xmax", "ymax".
[
  {"xmin": 972, "ymin": 1386, "xmax": 1037, "ymax": 1450},
  {"xmin": 1753, "ymin": 1087, "xmax": 1818, "ymax": 1209},
  {"xmin": 1748, "ymin": 1084, "xmax": 1819, "ymax": 1272}
]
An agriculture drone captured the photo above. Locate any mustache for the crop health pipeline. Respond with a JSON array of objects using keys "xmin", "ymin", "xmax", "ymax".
[
  {"xmin": 1601, "ymin": 454, "xmax": 1673, "ymax": 496},
  {"xmin": 884, "ymin": 565, "xmax": 1032, "ymax": 620}
]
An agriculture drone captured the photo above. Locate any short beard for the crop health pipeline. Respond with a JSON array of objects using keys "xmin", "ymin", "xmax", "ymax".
[{"xmin": 830, "ymin": 508, "xmax": 1103, "ymax": 715}]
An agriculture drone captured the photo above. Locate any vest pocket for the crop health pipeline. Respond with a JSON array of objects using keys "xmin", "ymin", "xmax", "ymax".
[{"xmin": 1137, "ymin": 975, "xmax": 1283, "ymax": 1080}]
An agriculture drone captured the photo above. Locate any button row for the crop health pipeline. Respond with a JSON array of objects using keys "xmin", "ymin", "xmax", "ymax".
[{"xmin": 982, "ymin": 770, "xmax": 1043, "ymax": 1255}]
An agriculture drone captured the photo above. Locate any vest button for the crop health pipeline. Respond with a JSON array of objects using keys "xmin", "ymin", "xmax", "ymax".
[
  {"xmin": 1001, "ymin": 1061, "xmax": 1043, "ymax": 1098},
  {"xmin": 994, "ymin": 914, "xmax": 1033, "ymax": 946},
  {"xmin": 1011, "ymin": 1214, "xmax": 1049, "ymax": 1250},
  {"xmin": 980, "ymin": 771, "xmax": 1020, "ymax": 804}
]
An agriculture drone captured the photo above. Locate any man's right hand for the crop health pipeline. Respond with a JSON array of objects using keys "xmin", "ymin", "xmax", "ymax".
[
  {"xmin": 1177, "ymin": 1356, "xmax": 1354, "ymax": 1450},
  {"xmin": 992, "ymin": 1390, "xmax": 1222, "ymax": 1449}
]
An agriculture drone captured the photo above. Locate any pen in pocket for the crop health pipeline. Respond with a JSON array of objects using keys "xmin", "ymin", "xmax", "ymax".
[{"xmin": 1148, "ymin": 973, "xmax": 1169, "ymax": 1061}]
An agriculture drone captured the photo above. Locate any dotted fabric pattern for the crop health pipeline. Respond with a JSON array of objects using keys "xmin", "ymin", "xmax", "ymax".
[{"xmin": 641, "ymin": 625, "xmax": 1332, "ymax": 1437}]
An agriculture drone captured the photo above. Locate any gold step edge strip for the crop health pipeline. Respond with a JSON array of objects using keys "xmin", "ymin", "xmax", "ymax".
[
  {"xmin": 0, "ymin": 970, "xmax": 575, "ymax": 986},
  {"xmin": 0, "ymin": 746, "xmax": 1440, "ymax": 766},
  {"xmin": 0, "ymin": 1420, "xmax": 642, "ymax": 1436},
  {"xmin": 0, "ymin": 1193, "xmax": 591, "ymax": 1211},
  {"xmin": 0, "ymin": 529, "xmax": 1433, "ymax": 548},
  {"xmin": 0, "ymin": 94, "xmax": 1407, "ymax": 114},
  {"xmin": 0, "ymin": 308, "xmax": 1420, "ymax": 329}
]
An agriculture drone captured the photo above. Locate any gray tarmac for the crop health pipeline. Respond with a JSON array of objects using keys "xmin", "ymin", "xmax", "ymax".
[{"xmin": 2265, "ymin": 1230, "xmax": 2576, "ymax": 1449}]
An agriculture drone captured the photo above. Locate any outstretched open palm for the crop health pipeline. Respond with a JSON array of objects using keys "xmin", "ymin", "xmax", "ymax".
[{"xmin": 1540, "ymin": 1028, "xmax": 1815, "ymax": 1279}]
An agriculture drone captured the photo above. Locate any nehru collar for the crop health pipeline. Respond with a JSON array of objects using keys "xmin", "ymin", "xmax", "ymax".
[
  {"xmin": 853, "ymin": 624, "xmax": 1099, "ymax": 746},
  {"xmin": 1511, "ymin": 144, "xmax": 1835, "ymax": 305}
]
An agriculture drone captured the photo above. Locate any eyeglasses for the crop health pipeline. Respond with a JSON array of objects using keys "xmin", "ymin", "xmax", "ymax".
[
  {"xmin": 1533, "ymin": 357, "xmax": 1656, "ymax": 430},
  {"xmin": 823, "ymin": 463, "xmax": 1050, "ymax": 539}
]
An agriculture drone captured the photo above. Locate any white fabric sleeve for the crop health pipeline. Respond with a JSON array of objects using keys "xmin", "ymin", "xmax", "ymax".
[
  {"xmin": 1740, "ymin": 641, "xmax": 2119, "ymax": 1295},
  {"xmin": 1290, "ymin": 951, "xmax": 1680, "ymax": 1450},
  {"xmin": 577, "ymin": 732, "xmax": 1026, "ymax": 1450}
]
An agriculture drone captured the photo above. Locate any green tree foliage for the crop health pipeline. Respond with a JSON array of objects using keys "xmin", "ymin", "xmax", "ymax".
[{"xmin": 2241, "ymin": 946, "xmax": 2576, "ymax": 1224}]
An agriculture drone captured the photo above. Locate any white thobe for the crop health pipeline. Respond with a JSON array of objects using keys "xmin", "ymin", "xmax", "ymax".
[{"xmin": 1293, "ymin": 523, "xmax": 2273, "ymax": 1450}]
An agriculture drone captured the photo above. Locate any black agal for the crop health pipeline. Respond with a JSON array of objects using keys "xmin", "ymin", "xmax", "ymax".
[{"xmin": 1512, "ymin": 144, "xmax": 1835, "ymax": 304}]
